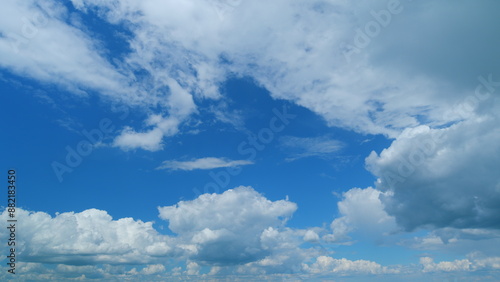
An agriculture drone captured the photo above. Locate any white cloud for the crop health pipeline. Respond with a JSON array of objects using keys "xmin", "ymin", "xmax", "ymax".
[
  {"xmin": 0, "ymin": 262, "xmax": 189, "ymax": 281},
  {"xmin": 420, "ymin": 257, "xmax": 471, "ymax": 272},
  {"xmin": 326, "ymin": 187, "xmax": 397, "ymax": 243},
  {"xmin": 112, "ymin": 78, "xmax": 197, "ymax": 151},
  {"xmin": 67, "ymin": 0, "xmax": 500, "ymax": 139},
  {"xmin": 113, "ymin": 126, "xmax": 166, "ymax": 152},
  {"xmin": 303, "ymin": 230, "xmax": 320, "ymax": 243},
  {"xmin": 2, "ymin": 195, "xmax": 500, "ymax": 280},
  {"xmin": 208, "ymin": 266, "xmax": 221, "ymax": 275},
  {"xmin": 305, "ymin": 256, "xmax": 399, "ymax": 275},
  {"xmin": 280, "ymin": 136, "xmax": 344, "ymax": 161},
  {"xmin": 0, "ymin": 0, "xmax": 141, "ymax": 102},
  {"xmin": 2, "ymin": 1, "xmax": 500, "ymax": 279},
  {"xmin": 158, "ymin": 186, "xmax": 297, "ymax": 264},
  {"xmin": 0, "ymin": 1, "xmax": 204, "ymax": 152},
  {"xmin": 141, "ymin": 264, "xmax": 166, "ymax": 275},
  {"xmin": 185, "ymin": 261, "xmax": 200, "ymax": 276},
  {"xmin": 113, "ymin": 116, "xmax": 182, "ymax": 151},
  {"xmin": 0, "ymin": 208, "xmax": 176, "ymax": 265},
  {"xmin": 366, "ymin": 111, "xmax": 500, "ymax": 231},
  {"xmin": 157, "ymin": 157, "xmax": 254, "ymax": 171},
  {"xmin": 3, "ymin": 0, "xmax": 499, "ymax": 151},
  {"xmin": 249, "ymin": 227, "xmax": 316, "ymax": 275},
  {"xmin": 399, "ymin": 228, "xmax": 500, "ymax": 261},
  {"xmin": 471, "ymin": 256, "xmax": 500, "ymax": 270},
  {"xmin": 0, "ymin": 188, "xmax": 311, "ymax": 277}
]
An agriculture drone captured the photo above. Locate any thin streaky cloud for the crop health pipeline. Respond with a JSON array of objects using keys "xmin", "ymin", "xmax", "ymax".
[
  {"xmin": 280, "ymin": 136, "xmax": 344, "ymax": 161},
  {"xmin": 157, "ymin": 157, "xmax": 254, "ymax": 171}
]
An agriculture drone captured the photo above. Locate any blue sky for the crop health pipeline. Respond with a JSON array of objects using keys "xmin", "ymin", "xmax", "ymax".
[{"xmin": 1, "ymin": 0, "xmax": 500, "ymax": 281}]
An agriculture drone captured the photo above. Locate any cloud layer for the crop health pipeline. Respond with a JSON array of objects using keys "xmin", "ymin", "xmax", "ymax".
[
  {"xmin": 2, "ymin": 185, "xmax": 500, "ymax": 280},
  {"xmin": 1, "ymin": 0, "xmax": 500, "ymax": 280},
  {"xmin": 4, "ymin": 0, "xmax": 499, "ymax": 151}
]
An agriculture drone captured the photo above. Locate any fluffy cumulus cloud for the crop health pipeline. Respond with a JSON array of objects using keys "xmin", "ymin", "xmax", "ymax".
[
  {"xmin": 0, "ymin": 208, "xmax": 176, "ymax": 265},
  {"xmin": 420, "ymin": 257, "xmax": 471, "ymax": 273},
  {"xmin": 158, "ymin": 186, "xmax": 298, "ymax": 265},
  {"xmin": 420, "ymin": 256, "xmax": 500, "ymax": 273},
  {"xmin": 0, "ymin": 262, "xmax": 176, "ymax": 281},
  {"xmin": 305, "ymin": 256, "xmax": 399, "ymax": 275},
  {"xmin": 366, "ymin": 109, "xmax": 500, "ymax": 231},
  {"xmin": 157, "ymin": 157, "xmax": 253, "ymax": 171},
  {"xmin": 326, "ymin": 187, "xmax": 397, "ymax": 243},
  {"xmin": 141, "ymin": 264, "xmax": 166, "ymax": 275},
  {"xmin": 0, "ymin": 187, "xmax": 336, "ymax": 279},
  {"xmin": 2, "ymin": 186, "xmax": 500, "ymax": 280},
  {"xmin": 0, "ymin": 187, "xmax": 302, "ymax": 270}
]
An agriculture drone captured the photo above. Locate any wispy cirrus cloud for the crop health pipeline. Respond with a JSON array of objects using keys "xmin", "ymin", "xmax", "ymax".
[
  {"xmin": 157, "ymin": 157, "xmax": 254, "ymax": 171},
  {"xmin": 4, "ymin": 0, "xmax": 499, "ymax": 151},
  {"xmin": 280, "ymin": 136, "xmax": 344, "ymax": 161}
]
